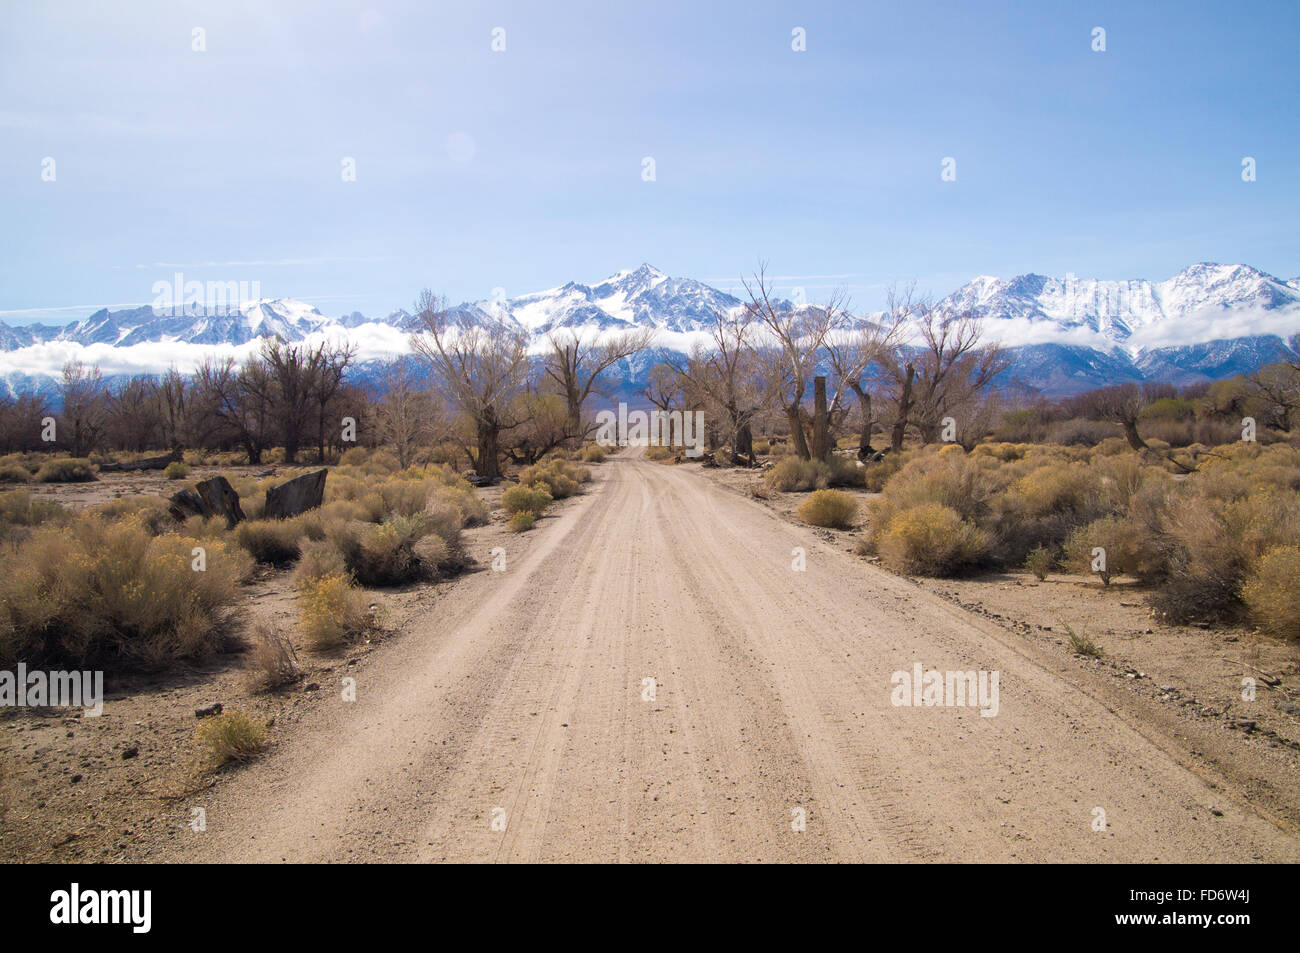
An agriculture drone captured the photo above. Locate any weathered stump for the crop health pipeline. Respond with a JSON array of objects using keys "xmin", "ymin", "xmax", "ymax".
[
  {"xmin": 168, "ymin": 475, "xmax": 245, "ymax": 528},
  {"xmin": 263, "ymin": 469, "xmax": 328, "ymax": 520}
]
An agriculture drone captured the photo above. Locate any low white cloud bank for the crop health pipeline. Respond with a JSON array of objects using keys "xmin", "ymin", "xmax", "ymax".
[
  {"xmin": 0, "ymin": 322, "xmax": 413, "ymax": 379},
  {"xmin": 1, "ymin": 305, "xmax": 1296, "ymax": 381},
  {"xmin": 979, "ymin": 304, "xmax": 1300, "ymax": 355}
]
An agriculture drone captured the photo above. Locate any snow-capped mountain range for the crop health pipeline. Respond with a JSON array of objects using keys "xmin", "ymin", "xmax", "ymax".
[{"xmin": 2, "ymin": 263, "xmax": 1297, "ymax": 398}]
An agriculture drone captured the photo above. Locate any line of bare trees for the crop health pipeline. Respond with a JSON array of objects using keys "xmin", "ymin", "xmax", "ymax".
[
  {"xmin": 661, "ymin": 267, "xmax": 1010, "ymax": 463},
  {"xmin": 0, "ymin": 341, "xmax": 360, "ymax": 463}
]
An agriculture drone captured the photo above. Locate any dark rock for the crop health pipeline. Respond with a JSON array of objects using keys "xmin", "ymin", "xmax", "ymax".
[
  {"xmin": 195, "ymin": 702, "xmax": 223, "ymax": 719},
  {"xmin": 304, "ymin": 682, "xmax": 320, "ymax": 692},
  {"xmin": 168, "ymin": 475, "xmax": 245, "ymax": 528},
  {"xmin": 264, "ymin": 469, "xmax": 327, "ymax": 520},
  {"xmin": 121, "ymin": 745, "xmax": 139, "ymax": 760},
  {"xmin": 462, "ymin": 471, "xmax": 496, "ymax": 488}
]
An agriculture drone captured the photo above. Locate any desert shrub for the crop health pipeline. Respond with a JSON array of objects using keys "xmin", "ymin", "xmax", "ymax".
[
  {"xmin": 1241, "ymin": 545, "xmax": 1300, "ymax": 642},
  {"xmin": 876, "ymin": 503, "xmax": 989, "ymax": 576},
  {"xmin": 0, "ymin": 491, "xmax": 67, "ymax": 538},
  {"xmin": 1148, "ymin": 487, "xmax": 1300, "ymax": 622},
  {"xmin": 246, "ymin": 622, "xmax": 302, "ymax": 690},
  {"xmin": 1091, "ymin": 437, "xmax": 1132, "ymax": 457},
  {"xmin": 972, "ymin": 442, "xmax": 1029, "ymax": 463},
  {"xmin": 1006, "ymin": 464, "xmax": 1102, "ymax": 519},
  {"xmin": 502, "ymin": 482, "xmax": 553, "ymax": 517},
  {"xmin": 861, "ymin": 452, "xmax": 907, "ymax": 492},
  {"xmin": 0, "ymin": 517, "xmax": 252, "ymax": 668},
  {"xmin": 432, "ymin": 481, "xmax": 490, "ymax": 526},
  {"xmin": 1024, "ymin": 544, "xmax": 1053, "ymax": 580},
  {"xmin": 711, "ymin": 447, "xmax": 734, "ymax": 468},
  {"xmin": 1063, "ymin": 516, "xmax": 1148, "ymax": 586},
  {"xmin": 235, "ymin": 519, "xmax": 302, "ymax": 566},
  {"xmin": 509, "ymin": 511, "xmax": 537, "ymax": 532},
  {"xmin": 868, "ymin": 452, "xmax": 998, "ymax": 533},
  {"xmin": 0, "ymin": 465, "xmax": 30, "ymax": 484},
  {"xmin": 164, "ymin": 460, "xmax": 192, "ymax": 480},
  {"xmin": 196, "ymin": 710, "xmax": 268, "ymax": 767},
  {"xmin": 517, "ymin": 458, "xmax": 589, "ymax": 498},
  {"xmin": 765, "ymin": 457, "xmax": 828, "ymax": 492},
  {"xmin": 797, "ymin": 489, "xmax": 858, "ymax": 529},
  {"xmin": 581, "ymin": 444, "xmax": 607, "ymax": 463},
  {"xmin": 752, "ymin": 439, "xmax": 771, "ymax": 455},
  {"xmin": 749, "ymin": 481, "xmax": 773, "ymax": 500},
  {"xmin": 89, "ymin": 496, "xmax": 174, "ymax": 535},
  {"xmin": 35, "ymin": 458, "xmax": 96, "ymax": 483},
  {"xmin": 297, "ymin": 572, "xmax": 373, "ymax": 650},
  {"xmin": 645, "ymin": 445, "xmax": 676, "ymax": 462},
  {"xmin": 351, "ymin": 515, "xmax": 431, "ymax": 586},
  {"xmin": 827, "ymin": 455, "xmax": 865, "ymax": 488},
  {"xmin": 338, "ymin": 446, "xmax": 370, "ymax": 466},
  {"xmin": 292, "ymin": 537, "xmax": 349, "ymax": 589}
]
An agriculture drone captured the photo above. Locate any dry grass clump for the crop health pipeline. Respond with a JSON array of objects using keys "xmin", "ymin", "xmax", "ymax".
[
  {"xmin": 196, "ymin": 710, "xmax": 268, "ymax": 767},
  {"xmin": 235, "ymin": 519, "xmax": 302, "ymax": 566},
  {"xmin": 876, "ymin": 503, "xmax": 989, "ymax": 576},
  {"xmin": 292, "ymin": 537, "xmax": 349, "ymax": 589},
  {"xmin": 502, "ymin": 482, "xmax": 553, "ymax": 517},
  {"xmin": 90, "ymin": 496, "xmax": 174, "ymax": 535},
  {"xmin": 245, "ymin": 622, "xmax": 302, "ymax": 690},
  {"xmin": 1242, "ymin": 545, "xmax": 1300, "ymax": 642},
  {"xmin": 34, "ymin": 457, "xmax": 96, "ymax": 483},
  {"xmin": 0, "ymin": 464, "xmax": 31, "ymax": 483},
  {"xmin": 765, "ymin": 457, "xmax": 827, "ymax": 492},
  {"xmin": 0, "ymin": 515, "xmax": 253, "ymax": 669},
  {"xmin": 581, "ymin": 443, "xmax": 608, "ymax": 463},
  {"xmin": 0, "ymin": 489, "xmax": 68, "ymax": 538},
  {"xmin": 164, "ymin": 460, "xmax": 191, "ymax": 479},
  {"xmin": 297, "ymin": 571, "xmax": 374, "ymax": 650},
  {"xmin": 797, "ymin": 489, "xmax": 858, "ymax": 529},
  {"xmin": 645, "ymin": 445, "xmax": 677, "ymax": 462},
  {"xmin": 509, "ymin": 511, "xmax": 537, "ymax": 532}
]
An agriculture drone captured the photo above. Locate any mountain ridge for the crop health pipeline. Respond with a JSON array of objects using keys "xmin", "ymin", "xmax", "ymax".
[{"xmin": 2, "ymin": 262, "xmax": 1297, "ymax": 397}]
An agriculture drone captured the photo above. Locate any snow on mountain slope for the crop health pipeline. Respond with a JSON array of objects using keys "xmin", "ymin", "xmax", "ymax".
[{"xmin": 0, "ymin": 262, "xmax": 1296, "ymax": 396}]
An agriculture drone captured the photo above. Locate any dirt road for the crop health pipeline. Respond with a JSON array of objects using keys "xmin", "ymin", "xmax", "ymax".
[{"xmin": 163, "ymin": 449, "xmax": 1300, "ymax": 862}]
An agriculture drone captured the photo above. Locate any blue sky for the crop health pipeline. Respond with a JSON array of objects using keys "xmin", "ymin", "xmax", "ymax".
[{"xmin": 2, "ymin": 0, "xmax": 1297, "ymax": 324}]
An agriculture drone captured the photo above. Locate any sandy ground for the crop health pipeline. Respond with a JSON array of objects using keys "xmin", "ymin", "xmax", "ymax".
[
  {"xmin": 0, "ymin": 469, "xmax": 578, "ymax": 862},
  {"xmin": 110, "ymin": 447, "xmax": 1300, "ymax": 863}
]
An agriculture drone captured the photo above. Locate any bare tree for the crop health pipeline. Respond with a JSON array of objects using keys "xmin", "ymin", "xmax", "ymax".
[
  {"xmin": 195, "ymin": 356, "xmax": 274, "ymax": 464},
  {"xmin": 60, "ymin": 360, "xmax": 107, "ymax": 457},
  {"xmin": 743, "ymin": 266, "xmax": 844, "ymax": 460},
  {"xmin": 313, "ymin": 342, "xmax": 357, "ymax": 462},
  {"xmin": 825, "ymin": 285, "xmax": 911, "ymax": 459},
  {"xmin": 905, "ymin": 306, "xmax": 1008, "ymax": 444},
  {"xmin": 374, "ymin": 357, "xmax": 440, "ymax": 468},
  {"xmin": 666, "ymin": 305, "xmax": 765, "ymax": 464},
  {"xmin": 1083, "ymin": 382, "xmax": 1150, "ymax": 451},
  {"xmin": 410, "ymin": 290, "xmax": 530, "ymax": 480},
  {"xmin": 544, "ymin": 327, "xmax": 655, "ymax": 445},
  {"xmin": 643, "ymin": 363, "xmax": 684, "ymax": 446},
  {"xmin": 1243, "ymin": 361, "xmax": 1300, "ymax": 432}
]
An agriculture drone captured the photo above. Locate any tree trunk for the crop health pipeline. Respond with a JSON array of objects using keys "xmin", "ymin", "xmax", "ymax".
[
  {"xmin": 810, "ymin": 376, "xmax": 830, "ymax": 460},
  {"xmin": 854, "ymin": 387, "xmax": 874, "ymax": 460},
  {"xmin": 890, "ymin": 364, "xmax": 915, "ymax": 453},
  {"xmin": 786, "ymin": 408, "xmax": 811, "ymax": 460},
  {"xmin": 1121, "ymin": 418, "xmax": 1149, "ymax": 451},
  {"xmin": 476, "ymin": 419, "xmax": 502, "ymax": 479},
  {"xmin": 733, "ymin": 419, "xmax": 754, "ymax": 466}
]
